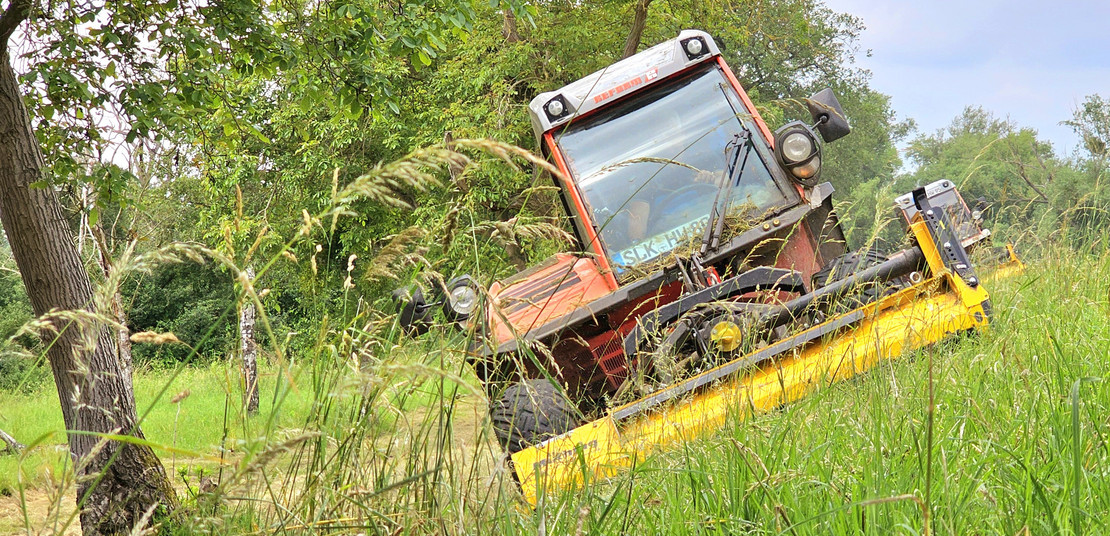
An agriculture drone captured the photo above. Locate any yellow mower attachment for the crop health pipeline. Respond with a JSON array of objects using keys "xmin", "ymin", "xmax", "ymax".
[
  {"xmin": 983, "ymin": 242, "xmax": 1025, "ymax": 282},
  {"xmin": 510, "ymin": 217, "xmax": 992, "ymax": 506}
]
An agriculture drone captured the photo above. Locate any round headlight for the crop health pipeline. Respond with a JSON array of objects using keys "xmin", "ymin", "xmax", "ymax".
[
  {"xmin": 443, "ymin": 275, "xmax": 481, "ymax": 322},
  {"xmin": 546, "ymin": 99, "xmax": 564, "ymax": 117},
  {"xmin": 781, "ymin": 132, "xmax": 814, "ymax": 163},
  {"xmin": 791, "ymin": 156, "xmax": 820, "ymax": 180},
  {"xmin": 449, "ymin": 285, "xmax": 478, "ymax": 315},
  {"xmin": 685, "ymin": 38, "xmax": 703, "ymax": 56},
  {"xmin": 774, "ymin": 121, "xmax": 823, "ymax": 187}
]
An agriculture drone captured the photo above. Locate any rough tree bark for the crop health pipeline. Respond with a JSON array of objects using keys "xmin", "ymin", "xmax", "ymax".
[
  {"xmin": 502, "ymin": 8, "xmax": 520, "ymax": 43},
  {"xmin": 92, "ymin": 225, "xmax": 135, "ymax": 396},
  {"xmin": 621, "ymin": 0, "xmax": 653, "ymax": 59},
  {"xmin": 0, "ymin": 3, "xmax": 178, "ymax": 534},
  {"xmin": 240, "ymin": 266, "xmax": 259, "ymax": 414}
]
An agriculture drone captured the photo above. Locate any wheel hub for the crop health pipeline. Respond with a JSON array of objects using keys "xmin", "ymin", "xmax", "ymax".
[{"xmin": 709, "ymin": 320, "xmax": 742, "ymax": 352}]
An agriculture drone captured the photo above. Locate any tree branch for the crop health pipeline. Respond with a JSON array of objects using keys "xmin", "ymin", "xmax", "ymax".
[
  {"xmin": 621, "ymin": 0, "xmax": 652, "ymax": 59},
  {"xmin": 0, "ymin": 0, "xmax": 31, "ymax": 49},
  {"xmin": 1005, "ymin": 141, "xmax": 1049, "ymax": 202},
  {"xmin": 0, "ymin": 427, "xmax": 24, "ymax": 454}
]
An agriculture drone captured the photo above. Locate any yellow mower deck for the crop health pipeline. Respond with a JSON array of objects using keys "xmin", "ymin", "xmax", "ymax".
[
  {"xmin": 983, "ymin": 243, "xmax": 1025, "ymax": 283},
  {"xmin": 510, "ymin": 221, "xmax": 993, "ymax": 505}
]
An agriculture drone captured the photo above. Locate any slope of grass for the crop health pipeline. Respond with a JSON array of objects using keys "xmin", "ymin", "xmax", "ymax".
[
  {"xmin": 501, "ymin": 250, "xmax": 1110, "ymax": 535},
  {"xmin": 3, "ymin": 247, "xmax": 1108, "ymax": 536},
  {"xmin": 0, "ymin": 362, "xmax": 320, "ymax": 497}
]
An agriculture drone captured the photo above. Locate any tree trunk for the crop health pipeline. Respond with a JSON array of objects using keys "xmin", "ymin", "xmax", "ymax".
[
  {"xmin": 621, "ymin": 0, "xmax": 653, "ymax": 59},
  {"xmin": 240, "ymin": 266, "xmax": 259, "ymax": 414},
  {"xmin": 504, "ymin": 241, "xmax": 528, "ymax": 270},
  {"xmin": 0, "ymin": 43, "xmax": 177, "ymax": 536},
  {"xmin": 92, "ymin": 225, "xmax": 135, "ymax": 396},
  {"xmin": 502, "ymin": 8, "xmax": 521, "ymax": 43}
]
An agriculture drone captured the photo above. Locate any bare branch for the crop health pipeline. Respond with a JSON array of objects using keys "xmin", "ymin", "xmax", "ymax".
[
  {"xmin": 0, "ymin": 427, "xmax": 24, "ymax": 454},
  {"xmin": 0, "ymin": 0, "xmax": 31, "ymax": 49},
  {"xmin": 621, "ymin": 0, "xmax": 653, "ymax": 59}
]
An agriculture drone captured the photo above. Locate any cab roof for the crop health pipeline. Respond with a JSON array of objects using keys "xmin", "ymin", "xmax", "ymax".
[{"xmin": 527, "ymin": 29, "xmax": 722, "ymax": 143}]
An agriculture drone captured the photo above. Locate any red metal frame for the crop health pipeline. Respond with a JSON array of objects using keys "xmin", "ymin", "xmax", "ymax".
[
  {"xmin": 716, "ymin": 56, "xmax": 810, "ymax": 201},
  {"xmin": 544, "ymin": 131, "xmax": 619, "ymax": 289},
  {"xmin": 715, "ymin": 56, "xmax": 775, "ymax": 148}
]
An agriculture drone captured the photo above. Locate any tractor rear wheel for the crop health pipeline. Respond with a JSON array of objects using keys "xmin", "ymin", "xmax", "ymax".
[{"xmin": 491, "ymin": 379, "xmax": 580, "ymax": 454}]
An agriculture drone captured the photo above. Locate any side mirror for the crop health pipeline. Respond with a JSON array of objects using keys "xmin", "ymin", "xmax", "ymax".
[{"xmin": 805, "ymin": 88, "xmax": 851, "ymax": 143}]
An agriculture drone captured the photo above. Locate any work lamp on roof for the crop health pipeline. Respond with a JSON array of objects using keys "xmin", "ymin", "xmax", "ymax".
[
  {"xmin": 546, "ymin": 99, "xmax": 564, "ymax": 117},
  {"xmin": 680, "ymin": 37, "xmax": 708, "ymax": 60},
  {"xmin": 774, "ymin": 121, "xmax": 823, "ymax": 187},
  {"xmin": 544, "ymin": 95, "xmax": 570, "ymax": 121}
]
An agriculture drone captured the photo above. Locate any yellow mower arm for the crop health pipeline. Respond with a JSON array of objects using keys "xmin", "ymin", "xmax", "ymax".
[{"xmin": 510, "ymin": 219, "xmax": 992, "ymax": 505}]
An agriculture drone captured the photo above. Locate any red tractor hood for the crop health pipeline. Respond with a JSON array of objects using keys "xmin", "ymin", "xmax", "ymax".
[{"xmin": 486, "ymin": 253, "xmax": 616, "ymax": 347}]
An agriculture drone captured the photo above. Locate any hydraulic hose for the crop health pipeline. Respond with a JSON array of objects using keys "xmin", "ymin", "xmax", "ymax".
[{"xmin": 764, "ymin": 246, "xmax": 927, "ymax": 328}]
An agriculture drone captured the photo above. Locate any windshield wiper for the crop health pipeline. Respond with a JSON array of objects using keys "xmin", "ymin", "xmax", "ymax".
[{"xmin": 698, "ymin": 129, "xmax": 752, "ymax": 259}]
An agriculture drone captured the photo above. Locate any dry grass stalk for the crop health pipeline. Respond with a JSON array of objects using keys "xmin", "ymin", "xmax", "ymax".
[{"xmin": 129, "ymin": 331, "xmax": 181, "ymax": 345}]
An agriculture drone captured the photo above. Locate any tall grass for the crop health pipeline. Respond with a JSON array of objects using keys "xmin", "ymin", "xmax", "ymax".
[
  {"xmin": 184, "ymin": 239, "xmax": 1104, "ymax": 535},
  {"xmin": 1, "ymin": 139, "xmax": 1109, "ymax": 535}
]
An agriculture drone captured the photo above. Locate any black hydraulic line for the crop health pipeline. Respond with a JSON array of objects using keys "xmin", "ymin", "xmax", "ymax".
[{"xmin": 763, "ymin": 246, "xmax": 926, "ymax": 328}]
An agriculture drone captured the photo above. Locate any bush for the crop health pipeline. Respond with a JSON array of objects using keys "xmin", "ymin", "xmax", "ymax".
[
  {"xmin": 0, "ymin": 352, "xmax": 48, "ymax": 393},
  {"xmin": 125, "ymin": 260, "xmax": 237, "ymax": 364}
]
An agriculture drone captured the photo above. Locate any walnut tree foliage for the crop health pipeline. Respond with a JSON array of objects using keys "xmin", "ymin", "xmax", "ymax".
[{"xmin": 11, "ymin": 0, "xmax": 921, "ymax": 362}]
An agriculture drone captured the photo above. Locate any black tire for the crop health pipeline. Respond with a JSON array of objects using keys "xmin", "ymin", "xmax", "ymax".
[
  {"xmin": 811, "ymin": 249, "xmax": 901, "ymax": 311},
  {"xmin": 490, "ymin": 379, "xmax": 580, "ymax": 454}
]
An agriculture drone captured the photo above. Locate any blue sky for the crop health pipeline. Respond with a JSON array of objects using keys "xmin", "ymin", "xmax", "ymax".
[{"xmin": 821, "ymin": 0, "xmax": 1110, "ymax": 158}]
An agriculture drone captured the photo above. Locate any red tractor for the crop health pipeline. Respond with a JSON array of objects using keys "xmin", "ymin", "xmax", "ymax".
[{"xmin": 396, "ymin": 30, "xmax": 992, "ymax": 462}]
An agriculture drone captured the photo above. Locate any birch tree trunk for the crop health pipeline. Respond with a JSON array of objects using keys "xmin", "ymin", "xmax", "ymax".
[
  {"xmin": 0, "ymin": 11, "xmax": 177, "ymax": 533},
  {"xmin": 240, "ymin": 266, "xmax": 259, "ymax": 414}
]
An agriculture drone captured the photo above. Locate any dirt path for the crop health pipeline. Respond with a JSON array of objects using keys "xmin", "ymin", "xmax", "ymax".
[{"xmin": 0, "ymin": 489, "xmax": 79, "ymax": 536}]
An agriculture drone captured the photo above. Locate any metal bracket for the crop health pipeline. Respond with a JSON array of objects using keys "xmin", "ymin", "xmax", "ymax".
[{"xmin": 913, "ymin": 188, "xmax": 980, "ymax": 288}]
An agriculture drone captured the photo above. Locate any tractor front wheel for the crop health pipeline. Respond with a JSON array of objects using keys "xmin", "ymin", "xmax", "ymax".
[{"xmin": 491, "ymin": 379, "xmax": 580, "ymax": 454}]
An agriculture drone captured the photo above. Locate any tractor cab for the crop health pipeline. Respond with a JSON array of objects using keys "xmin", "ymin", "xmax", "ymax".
[
  {"xmin": 546, "ymin": 50, "xmax": 793, "ymax": 275},
  {"xmin": 467, "ymin": 30, "xmax": 854, "ymax": 397}
]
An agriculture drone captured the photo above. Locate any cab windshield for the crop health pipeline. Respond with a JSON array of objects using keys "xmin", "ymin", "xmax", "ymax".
[{"xmin": 555, "ymin": 65, "xmax": 793, "ymax": 275}]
